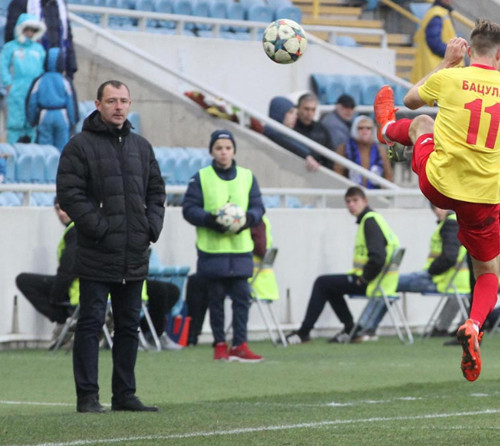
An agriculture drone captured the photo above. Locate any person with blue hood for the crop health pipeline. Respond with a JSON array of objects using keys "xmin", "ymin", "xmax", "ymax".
[
  {"xmin": 263, "ymin": 96, "xmax": 321, "ymax": 171},
  {"xmin": 5, "ymin": 0, "xmax": 78, "ymax": 79},
  {"xmin": 26, "ymin": 47, "xmax": 78, "ymax": 151},
  {"xmin": 1, "ymin": 13, "xmax": 46, "ymax": 144}
]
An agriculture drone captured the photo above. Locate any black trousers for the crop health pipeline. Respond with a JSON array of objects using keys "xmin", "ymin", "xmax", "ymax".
[
  {"xmin": 140, "ymin": 280, "xmax": 180, "ymax": 337},
  {"xmin": 73, "ymin": 279, "xmax": 142, "ymax": 403},
  {"xmin": 185, "ymin": 273, "xmax": 210, "ymax": 345},
  {"xmin": 16, "ymin": 273, "xmax": 72, "ymax": 324},
  {"xmin": 298, "ymin": 274, "xmax": 366, "ymax": 336}
]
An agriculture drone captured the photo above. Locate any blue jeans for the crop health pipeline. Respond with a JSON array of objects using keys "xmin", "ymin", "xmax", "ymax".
[
  {"xmin": 397, "ymin": 271, "xmax": 437, "ymax": 293},
  {"xmin": 73, "ymin": 279, "xmax": 142, "ymax": 402}
]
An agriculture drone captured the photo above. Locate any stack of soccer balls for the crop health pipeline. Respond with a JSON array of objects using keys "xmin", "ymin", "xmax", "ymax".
[
  {"xmin": 216, "ymin": 203, "xmax": 247, "ymax": 233},
  {"xmin": 262, "ymin": 19, "xmax": 307, "ymax": 64}
]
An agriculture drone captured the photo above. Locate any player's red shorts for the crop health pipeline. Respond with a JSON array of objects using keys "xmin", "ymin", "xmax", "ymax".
[{"xmin": 412, "ymin": 133, "xmax": 500, "ymax": 262}]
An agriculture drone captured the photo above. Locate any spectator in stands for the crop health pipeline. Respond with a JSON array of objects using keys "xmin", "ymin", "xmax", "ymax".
[
  {"xmin": 294, "ymin": 92, "xmax": 336, "ymax": 169},
  {"xmin": 26, "ymin": 47, "xmax": 78, "ymax": 151},
  {"xmin": 286, "ymin": 186, "xmax": 400, "ymax": 344},
  {"xmin": 186, "ymin": 215, "xmax": 278, "ymax": 346},
  {"xmin": 264, "ymin": 96, "xmax": 321, "ymax": 171},
  {"xmin": 0, "ymin": 13, "xmax": 45, "ymax": 144},
  {"xmin": 57, "ymin": 80, "xmax": 166, "ymax": 413},
  {"xmin": 182, "ymin": 129, "xmax": 265, "ymax": 362},
  {"xmin": 334, "ymin": 115, "xmax": 393, "ymax": 189},
  {"xmin": 410, "ymin": 0, "xmax": 461, "ymax": 83},
  {"xmin": 16, "ymin": 198, "xmax": 77, "ymax": 347},
  {"xmin": 5, "ymin": 0, "xmax": 78, "ymax": 79},
  {"xmin": 320, "ymin": 94, "xmax": 356, "ymax": 152},
  {"xmin": 396, "ymin": 205, "xmax": 469, "ymax": 337}
]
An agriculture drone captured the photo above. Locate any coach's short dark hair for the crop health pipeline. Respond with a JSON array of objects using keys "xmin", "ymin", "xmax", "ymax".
[
  {"xmin": 297, "ymin": 92, "xmax": 318, "ymax": 107},
  {"xmin": 344, "ymin": 186, "xmax": 366, "ymax": 200},
  {"xmin": 96, "ymin": 80, "xmax": 130, "ymax": 101}
]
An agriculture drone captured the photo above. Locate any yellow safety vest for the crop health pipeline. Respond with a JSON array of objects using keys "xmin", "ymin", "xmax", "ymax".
[
  {"xmin": 57, "ymin": 222, "xmax": 79, "ymax": 306},
  {"xmin": 425, "ymin": 214, "xmax": 470, "ymax": 294},
  {"xmin": 410, "ymin": 5, "xmax": 461, "ymax": 83},
  {"xmin": 196, "ymin": 165, "xmax": 254, "ymax": 254},
  {"xmin": 350, "ymin": 211, "xmax": 400, "ymax": 297},
  {"xmin": 250, "ymin": 216, "xmax": 279, "ymax": 300}
]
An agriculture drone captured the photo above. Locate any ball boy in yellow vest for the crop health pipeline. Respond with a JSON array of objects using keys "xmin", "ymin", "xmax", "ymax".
[
  {"xmin": 182, "ymin": 129, "xmax": 265, "ymax": 362},
  {"xmin": 286, "ymin": 186, "xmax": 399, "ymax": 344}
]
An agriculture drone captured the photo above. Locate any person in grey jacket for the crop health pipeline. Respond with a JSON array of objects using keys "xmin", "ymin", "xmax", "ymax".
[{"xmin": 56, "ymin": 80, "xmax": 165, "ymax": 413}]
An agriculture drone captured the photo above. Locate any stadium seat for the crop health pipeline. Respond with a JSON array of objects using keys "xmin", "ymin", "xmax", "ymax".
[
  {"xmin": 335, "ymin": 35, "xmax": 358, "ymax": 47},
  {"xmin": 128, "ymin": 112, "xmax": 141, "ymax": 134},
  {"xmin": 361, "ymin": 76, "xmax": 385, "ymax": 106},
  {"xmin": 174, "ymin": 156, "xmax": 191, "ymax": 184},
  {"xmin": 343, "ymin": 77, "xmax": 363, "ymax": 107},
  {"xmin": 173, "ymin": 0, "xmax": 194, "ymax": 30},
  {"xmin": 15, "ymin": 154, "xmax": 32, "ymax": 183},
  {"xmin": 154, "ymin": 0, "xmax": 175, "ymax": 29},
  {"xmin": 208, "ymin": 0, "xmax": 227, "ymax": 21},
  {"xmin": 325, "ymin": 75, "xmax": 348, "ymax": 105},
  {"xmin": 393, "ymin": 83, "xmax": 409, "ymax": 106},
  {"xmin": 310, "ymin": 73, "xmax": 332, "ymax": 104},
  {"xmin": 31, "ymin": 153, "xmax": 46, "ymax": 183},
  {"xmin": 45, "ymin": 153, "xmax": 60, "ymax": 183},
  {"xmin": 2, "ymin": 191, "xmax": 22, "ymax": 206},
  {"xmin": 274, "ymin": 5, "xmax": 301, "ymax": 23},
  {"xmin": 246, "ymin": 4, "xmax": 273, "ymax": 23},
  {"xmin": 262, "ymin": 195, "xmax": 280, "ymax": 208},
  {"xmin": 192, "ymin": 0, "xmax": 211, "ymax": 30},
  {"xmin": 135, "ymin": 0, "xmax": 157, "ymax": 28},
  {"xmin": 0, "ymin": 143, "xmax": 16, "ymax": 183},
  {"xmin": 227, "ymin": 2, "xmax": 246, "ymax": 32},
  {"xmin": 109, "ymin": 0, "xmax": 136, "ymax": 29}
]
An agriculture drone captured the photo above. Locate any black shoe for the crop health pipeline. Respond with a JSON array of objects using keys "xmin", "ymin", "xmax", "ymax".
[
  {"xmin": 77, "ymin": 395, "xmax": 106, "ymax": 413},
  {"xmin": 430, "ymin": 328, "xmax": 450, "ymax": 338},
  {"xmin": 111, "ymin": 396, "xmax": 159, "ymax": 412},
  {"xmin": 285, "ymin": 330, "xmax": 310, "ymax": 344}
]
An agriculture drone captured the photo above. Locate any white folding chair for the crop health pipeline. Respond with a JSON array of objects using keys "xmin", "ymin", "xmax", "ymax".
[
  {"xmin": 419, "ymin": 255, "xmax": 470, "ymax": 339},
  {"xmin": 346, "ymin": 247, "xmax": 414, "ymax": 345},
  {"xmin": 250, "ymin": 247, "xmax": 287, "ymax": 347}
]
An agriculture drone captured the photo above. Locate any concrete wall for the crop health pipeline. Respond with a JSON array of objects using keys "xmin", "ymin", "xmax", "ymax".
[{"xmin": 0, "ymin": 206, "xmax": 455, "ymax": 344}]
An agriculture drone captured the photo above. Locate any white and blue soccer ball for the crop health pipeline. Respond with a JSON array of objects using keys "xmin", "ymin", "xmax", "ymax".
[
  {"xmin": 262, "ymin": 19, "xmax": 307, "ymax": 64},
  {"xmin": 216, "ymin": 203, "xmax": 247, "ymax": 233}
]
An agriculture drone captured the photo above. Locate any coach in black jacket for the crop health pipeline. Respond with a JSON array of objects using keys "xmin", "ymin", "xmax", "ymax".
[{"xmin": 56, "ymin": 80, "xmax": 165, "ymax": 413}]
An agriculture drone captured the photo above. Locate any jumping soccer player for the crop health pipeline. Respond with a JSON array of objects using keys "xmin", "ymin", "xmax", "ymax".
[{"xmin": 374, "ymin": 20, "xmax": 500, "ymax": 382}]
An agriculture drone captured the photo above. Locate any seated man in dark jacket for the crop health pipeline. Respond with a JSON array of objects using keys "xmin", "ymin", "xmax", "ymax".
[{"xmin": 16, "ymin": 198, "xmax": 77, "ymax": 335}]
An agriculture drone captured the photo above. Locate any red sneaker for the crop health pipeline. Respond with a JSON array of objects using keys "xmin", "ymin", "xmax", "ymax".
[
  {"xmin": 374, "ymin": 85, "xmax": 398, "ymax": 145},
  {"xmin": 213, "ymin": 342, "xmax": 229, "ymax": 361},
  {"xmin": 228, "ymin": 342, "xmax": 263, "ymax": 363},
  {"xmin": 456, "ymin": 319, "xmax": 483, "ymax": 382}
]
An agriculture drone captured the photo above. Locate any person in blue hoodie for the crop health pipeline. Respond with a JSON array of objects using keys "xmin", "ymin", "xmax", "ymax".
[
  {"xmin": 26, "ymin": 47, "xmax": 78, "ymax": 151},
  {"xmin": 0, "ymin": 13, "xmax": 46, "ymax": 144}
]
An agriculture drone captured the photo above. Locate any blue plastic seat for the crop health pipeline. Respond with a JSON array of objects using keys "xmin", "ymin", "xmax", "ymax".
[
  {"xmin": 192, "ymin": 0, "xmax": 211, "ymax": 30},
  {"xmin": 325, "ymin": 75, "xmax": 349, "ymax": 105},
  {"xmin": 274, "ymin": 5, "xmax": 301, "ymax": 23},
  {"xmin": 15, "ymin": 155, "xmax": 33, "ymax": 183},
  {"xmin": 31, "ymin": 153, "xmax": 46, "ymax": 183},
  {"xmin": 361, "ymin": 76, "xmax": 385, "ymax": 106},
  {"xmin": 335, "ymin": 35, "xmax": 358, "ymax": 47},
  {"xmin": 173, "ymin": 0, "xmax": 194, "ymax": 29},
  {"xmin": 154, "ymin": 0, "xmax": 175, "ymax": 28},
  {"xmin": 45, "ymin": 153, "xmax": 60, "ymax": 183},
  {"xmin": 246, "ymin": 3, "xmax": 273, "ymax": 23},
  {"xmin": 262, "ymin": 195, "xmax": 280, "ymax": 208},
  {"xmin": 1, "ymin": 191, "xmax": 22, "ymax": 206},
  {"xmin": 392, "ymin": 83, "xmax": 409, "ymax": 106},
  {"xmin": 227, "ymin": 2, "xmax": 246, "ymax": 32},
  {"xmin": 209, "ymin": 0, "xmax": 227, "ymax": 20},
  {"xmin": 311, "ymin": 73, "xmax": 333, "ymax": 104},
  {"xmin": 343, "ymin": 76, "xmax": 363, "ymax": 107}
]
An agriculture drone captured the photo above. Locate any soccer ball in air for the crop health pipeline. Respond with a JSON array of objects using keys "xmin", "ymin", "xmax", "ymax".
[
  {"xmin": 216, "ymin": 203, "xmax": 247, "ymax": 233},
  {"xmin": 262, "ymin": 19, "xmax": 307, "ymax": 64}
]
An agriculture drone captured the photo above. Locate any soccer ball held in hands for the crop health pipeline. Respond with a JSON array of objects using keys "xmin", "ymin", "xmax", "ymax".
[{"xmin": 216, "ymin": 203, "xmax": 247, "ymax": 233}]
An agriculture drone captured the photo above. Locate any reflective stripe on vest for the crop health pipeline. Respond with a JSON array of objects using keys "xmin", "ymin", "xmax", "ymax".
[
  {"xmin": 425, "ymin": 214, "xmax": 470, "ymax": 294},
  {"xmin": 197, "ymin": 165, "xmax": 254, "ymax": 253},
  {"xmin": 58, "ymin": 222, "xmax": 79, "ymax": 306},
  {"xmin": 350, "ymin": 211, "xmax": 400, "ymax": 297}
]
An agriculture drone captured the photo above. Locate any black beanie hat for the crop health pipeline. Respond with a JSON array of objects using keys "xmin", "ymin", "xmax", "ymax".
[{"xmin": 209, "ymin": 129, "xmax": 236, "ymax": 153}]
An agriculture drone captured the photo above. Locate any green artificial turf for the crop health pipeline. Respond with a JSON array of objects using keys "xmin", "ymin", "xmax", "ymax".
[{"xmin": 1, "ymin": 335, "xmax": 500, "ymax": 445}]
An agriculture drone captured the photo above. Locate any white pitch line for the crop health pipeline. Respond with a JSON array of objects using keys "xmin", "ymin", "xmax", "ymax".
[
  {"xmin": 8, "ymin": 409, "xmax": 500, "ymax": 446},
  {"xmin": 0, "ymin": 400, "xmax": 73, "ymax": 407}
]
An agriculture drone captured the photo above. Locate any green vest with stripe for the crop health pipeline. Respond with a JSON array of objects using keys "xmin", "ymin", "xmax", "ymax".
[
  {"xmin": 197, "ymin": 165, "xmax": 254, "ymax": 254},
  {"xmin": 57, "ymin": 222, "xmax": 79, "ymax": 306},
  {"xmin": 250, "ymin": 216, "xmax": 279, "ymax": 300},
  {"xmin": 350, "ymin": 211, "xmax": 400, "ymax": 297},
  {"xmin": 425, "ymin": 214, "xmax": 470, "ymax": 294}
]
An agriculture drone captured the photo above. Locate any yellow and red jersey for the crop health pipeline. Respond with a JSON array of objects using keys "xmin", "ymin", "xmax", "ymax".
[{"xmin": 418, "ymin": 64, "xmax": 500, "ymax": 203}]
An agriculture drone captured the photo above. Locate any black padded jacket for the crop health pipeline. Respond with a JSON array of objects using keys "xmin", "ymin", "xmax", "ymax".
[{"xmin": 56, "ymin": 110, "xmax": 166, "ymax": 282}]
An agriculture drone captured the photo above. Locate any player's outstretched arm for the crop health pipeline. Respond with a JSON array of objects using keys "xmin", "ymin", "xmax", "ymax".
[{"xmin": 404, "ymin": 37, "xmax": 468, "ymax": 110}]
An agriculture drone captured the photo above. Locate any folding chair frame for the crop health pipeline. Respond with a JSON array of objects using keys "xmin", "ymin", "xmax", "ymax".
[
  {"xmin": 346, "ymin": 247, "xmax": 414, "ymax": 345},
  {"xmin": 419, "ymin": 255, "xmax": 470, "ymax": 339}
]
